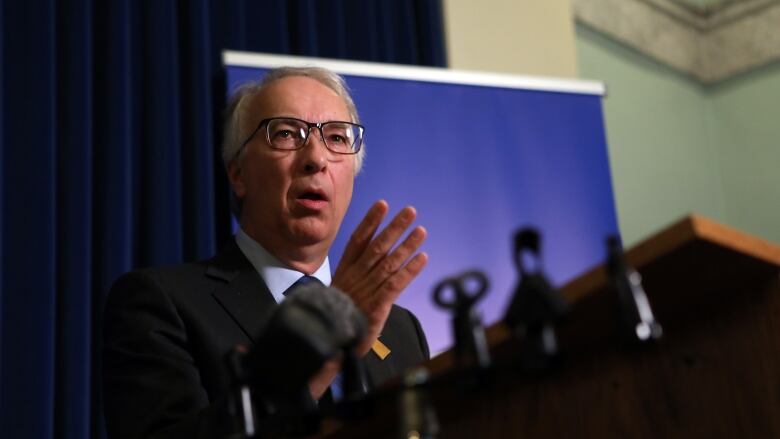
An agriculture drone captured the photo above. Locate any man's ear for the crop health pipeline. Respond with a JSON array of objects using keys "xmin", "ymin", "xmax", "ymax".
[{"xmin": 227, "ymin": 162, "xmax": 246, "ymax": 199}]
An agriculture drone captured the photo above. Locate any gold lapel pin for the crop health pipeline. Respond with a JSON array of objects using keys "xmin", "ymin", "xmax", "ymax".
[{"xmin": 371, "ymin": 339, "xmax": 391, "ymax": 360}]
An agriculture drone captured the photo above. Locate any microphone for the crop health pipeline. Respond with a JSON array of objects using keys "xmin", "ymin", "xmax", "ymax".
[
  {"xmin": 284, "ymin": 283, "xmax": 366, "ymax": 342},
  {"xmin": 281, "ymin": 283, "xmax": 370, "ymax": 402},
  {"xmin": 225, "ymin": 283, "xmax": 366, "ymax": 436},
  {"xmin": 243, "ymin": 283, "xmax": 365, "ymax": 395}
]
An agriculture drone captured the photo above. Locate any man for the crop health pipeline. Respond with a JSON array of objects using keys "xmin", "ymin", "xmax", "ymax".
[{"xmin": 103, "ymin": 67, "xmax": 429, "ymax": 438}]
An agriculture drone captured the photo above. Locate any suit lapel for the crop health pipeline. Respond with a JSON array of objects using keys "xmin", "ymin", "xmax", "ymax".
[
  {"xmin": 363, "ymin": 334, "xmax": 397, "ymax": 388},
  {"xmin": 206, "ymin": 240, "xmax": 278, "ymax": 343}
]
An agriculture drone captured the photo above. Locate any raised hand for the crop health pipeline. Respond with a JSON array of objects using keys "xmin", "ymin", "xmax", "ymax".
[{"xmin": 332, "ymin": 200, "xmax": 428, "ymax": 356}]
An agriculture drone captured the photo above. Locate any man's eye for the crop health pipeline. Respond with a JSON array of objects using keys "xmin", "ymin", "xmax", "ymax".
[
  {"xmin": 328, "ymin": 134, "xmax": 347, "ymax": 144},
  {"xmin": 271, "ymin": 128, "xmax": 301, "ymax": 141}
]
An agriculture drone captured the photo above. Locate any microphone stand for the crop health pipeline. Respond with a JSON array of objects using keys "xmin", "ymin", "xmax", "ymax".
[
  {"xmin": 606, "ymin": 236, "xmax": 662, "ymax": 345},
  {"xmin": 398, "ymin": 368, "xmax": 440, "ymax": 439},
  {"xmin": 224, "ymin": 344, "xmax": 322, "ymax": 438},
  {"xmin": 341, "ymin": 345, "xmax": 370, "ymax": 401},
  {"xmin": 503, "ymin": 228, "xmax": 568, "ymax": 372},
  {"xmin": 333, "ymin": 341, "xmax": 374, "ymax": 422},
  {"xmin": 224, "ymin": 345, "xmax": 257, "ymax": 438}
]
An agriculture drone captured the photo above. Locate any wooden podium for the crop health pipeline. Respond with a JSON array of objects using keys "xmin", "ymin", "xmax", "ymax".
[{"xmin": 320, "ymin": 215, "xmax": 780, "ymax": 438}]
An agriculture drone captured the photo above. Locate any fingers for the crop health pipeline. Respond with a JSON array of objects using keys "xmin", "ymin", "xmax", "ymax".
[
  {"xmin": 359, "ymin": 206, "xmax": 417, "ymax": 271},
  {"xmin": 377, "ymin": 251, "xmax": 429, "ymax": 302},
  {"xmin": 340, "ymin": 200, "xmax": 389, "ymax": 266},
  {"xmin": 308, "ymin": 357, "xmax": 343, "ymax": 400},
  {"xmin": 334, "ymin": 201, "xmax": 428, "ymax": 305},
  {"xmin": 376, "ymin": 225, "xmax": 427, "ymax": 276}
]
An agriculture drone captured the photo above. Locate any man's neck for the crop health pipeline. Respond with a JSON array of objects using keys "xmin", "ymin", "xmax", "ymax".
[{"xmin": 240, "ymin": 227, "xmax": 329, "ymax": 275}]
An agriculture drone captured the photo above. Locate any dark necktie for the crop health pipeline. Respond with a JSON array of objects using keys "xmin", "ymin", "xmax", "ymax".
[{"xmin": 283, "ymin": 275, "xmax": 323, "ymax": 296}]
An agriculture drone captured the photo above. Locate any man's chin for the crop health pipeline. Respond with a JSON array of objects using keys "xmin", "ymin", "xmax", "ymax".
[{"xmin": 286, "ymin": 221, "xmax": 335, "ymax": 248}]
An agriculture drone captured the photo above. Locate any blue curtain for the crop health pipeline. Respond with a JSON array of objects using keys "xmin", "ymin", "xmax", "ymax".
[{"xmin": 0, "ymin": 0, "xmax": 446, "ymax": 437}]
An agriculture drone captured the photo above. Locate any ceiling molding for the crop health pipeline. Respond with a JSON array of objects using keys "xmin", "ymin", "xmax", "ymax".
[
  {"xmin": 667, "ymin": 0, "xmax": 753, "ymax": 17},
  {"xmin": 573, "ymin": 0, "xmax": 780, "ymax": 83}
]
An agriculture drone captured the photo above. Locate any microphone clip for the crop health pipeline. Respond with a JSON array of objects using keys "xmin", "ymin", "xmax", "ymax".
[{"xmin": 433, "ymin": 270, "xmax": 492, "ymax": 372}]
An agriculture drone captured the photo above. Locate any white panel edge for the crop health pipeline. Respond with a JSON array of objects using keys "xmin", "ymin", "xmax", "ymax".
[{"xmin": 222, "ymin": 51, "xmax": 606, "ymax": 96}]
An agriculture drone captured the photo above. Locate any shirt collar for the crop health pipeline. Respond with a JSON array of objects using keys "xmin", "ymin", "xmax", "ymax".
[{"xmin": 235, "ymin": 227, "xmax": 331, "ymax": 304}]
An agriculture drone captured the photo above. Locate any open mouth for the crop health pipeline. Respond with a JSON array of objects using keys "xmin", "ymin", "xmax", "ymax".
[
  {"xmin": 295, "ymin": 189, "xmax": 329, "ymax": 210},
  {"xmin": 299, "ymin": 192, "xmax": 326, "ymax": 201}
]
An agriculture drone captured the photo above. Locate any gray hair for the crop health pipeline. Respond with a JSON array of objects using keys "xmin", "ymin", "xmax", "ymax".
[{"xmin": 222, "ymin": 66, "xmax": 365, "ymax": 172}]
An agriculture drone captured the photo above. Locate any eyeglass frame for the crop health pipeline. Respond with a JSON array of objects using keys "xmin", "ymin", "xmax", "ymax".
[{"xmin": 238, "ymin": 117, "xmax": 365, "ymax": 158}]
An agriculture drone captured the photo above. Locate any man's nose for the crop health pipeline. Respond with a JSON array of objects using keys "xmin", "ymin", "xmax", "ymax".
[{"xmin": 299, "ymin": 128, "xmax": 328, "ymax": 172}]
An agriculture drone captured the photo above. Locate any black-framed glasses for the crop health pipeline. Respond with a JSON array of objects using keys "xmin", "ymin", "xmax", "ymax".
[{"xmin": 241, "ymin": 117, "xmax": 364, "ymax": 155}]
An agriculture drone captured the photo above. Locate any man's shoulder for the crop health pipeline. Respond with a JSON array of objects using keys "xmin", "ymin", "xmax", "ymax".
[
  {"xmin": 104, "ymin": 260, "xmax": 213, "ymax": 317},
  {"xmin": 388, "ymin": 303, "xmax": 415, "ymax": 321},
  {"xmin": 109, "ymin": 240, "xmax": 248, "ymax": 297},
  {"xmin": 387, "ymin": 304, "xmax": 424, "ymax": 336},
  {"xmin": 385, "ymin": 303, "xmax": 430, "ymax": 360},
  {"xmin": 105, "ymin": 243, "xmax": 247, "ymax": 311},
  {"xmin": 134, "ymin": 258, "xmax": 212, "ymax": 281},
  {"xmin": 134, "ymin": 258, "xmax": 209, "ymax": 277},
  {"xmin": 111, "ymin": 259, "xmax": 212, "ymax": 294},
  {"xmin": 102, "ymin": 246, "xmax": 264, "ymax": 350}
]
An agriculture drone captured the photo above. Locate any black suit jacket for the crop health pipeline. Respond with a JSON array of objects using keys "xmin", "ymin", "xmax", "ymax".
[{"xmin": 102, "ymin": 240, "xmax": 429, "ymax": 438}]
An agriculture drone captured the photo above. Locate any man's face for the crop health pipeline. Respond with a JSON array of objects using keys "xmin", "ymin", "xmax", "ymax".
[{"xmin": 229, "ymin": 76, "xmax": 356, "ymax": 258}]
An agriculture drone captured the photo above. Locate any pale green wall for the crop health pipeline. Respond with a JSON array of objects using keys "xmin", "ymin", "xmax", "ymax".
[
  {"xmin": 577, "ymin": 24, "xmax": 780, "ymax": 246},
  {"xmin": 576, "ymin": 25, "xmax": 727, "ymax": 245},
  {"xmin": 709, "ymin": 67, "xmax": 780, "ymax": 244}
]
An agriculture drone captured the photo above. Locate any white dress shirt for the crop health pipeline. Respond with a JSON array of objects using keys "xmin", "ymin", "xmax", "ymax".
[{"xmin": 235, "ymin": 228, "xmax": 331, "ymax": 304}]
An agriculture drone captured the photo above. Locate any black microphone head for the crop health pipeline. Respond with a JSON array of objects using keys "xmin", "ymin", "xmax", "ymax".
[
  {"xmin": 284, "ymin": 284, "xmax": 366, "ymax": 346},
  {"xmin": 242, "ymin": 284, "xmax": 366, "ymax": 397}
]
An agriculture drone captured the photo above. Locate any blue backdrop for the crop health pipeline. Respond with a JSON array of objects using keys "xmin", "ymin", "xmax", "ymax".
[{"xmin": 227, "ymin": 63, "xmax": 619, "ymax": 354}]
